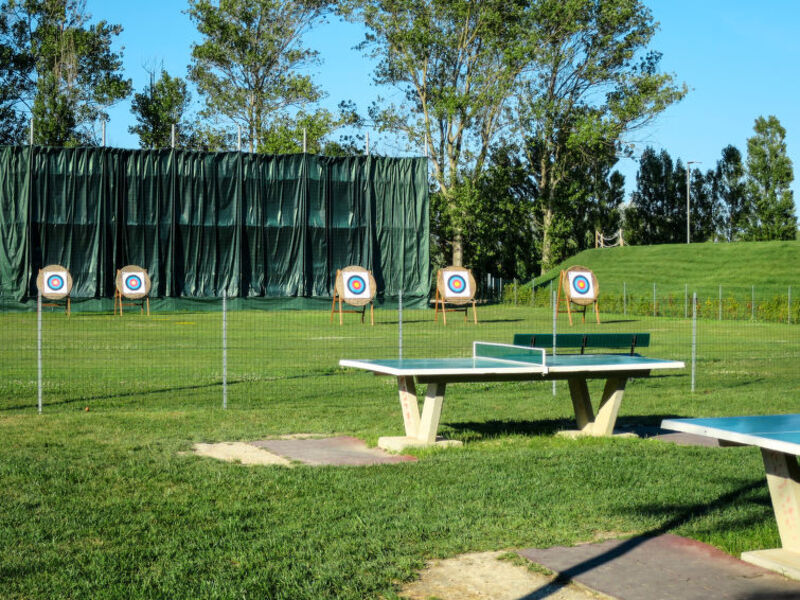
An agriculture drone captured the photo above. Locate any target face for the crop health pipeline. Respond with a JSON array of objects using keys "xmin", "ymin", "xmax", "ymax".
[
  {"xmin": 41, "ymin": 269, "xmax": 70, "ymax": 298},
  {"xmin": 568, "ymin": 271, "xmax": 596, "ymax": 299},
  {"xmin": 343, "ymin": 272, "xmax": 371, "ymax": 300},
  {"xmin": 122, "ymin": 271, "xmax": 148, "ymax": 297},
  {"xmin": 444, "ymin": 270, "xmax": 472, "ymax": 299}
]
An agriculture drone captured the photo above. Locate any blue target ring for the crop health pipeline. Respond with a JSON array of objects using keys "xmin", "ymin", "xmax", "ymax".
[
  {"xmin": 447, "ymin": 274, "xmax": 467, "ymax": 294},
  {"xmin": 572, "ymin": 275, "xmax": 591, "ymax": 295},
  {"xmin": 46, "ymin": 274, "xmax": 65, "ymax": 291},
  {"xmin": 125, "ymin": 274, "xmax": 143, "ymax": 291},
  {"xmin": 346, "ymin": 274, "xmax": 367, "ymax": 296}
]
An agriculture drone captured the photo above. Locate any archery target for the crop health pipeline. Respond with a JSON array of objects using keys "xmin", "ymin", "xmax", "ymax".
[
  {"xmin": 123, "ymin": 273, "xmax": 144, "ymax": 295},
  {"xmin": 444, "ymin": 270, "xmax": 472, "ymax": 299},
  {"xmin": 343, "ymin": 272, "xmax": 371, "ymax": 300},
  {"xmin": 117, "ymin": 266, "xmax": 150, "ymax": 299},
  {"xmin": 568, "ymin": 271, "xmax": 596, "ymax": 300},
  {"xmin": 38, "ymin": 266, "xmax": 72, "ymax": 300}
]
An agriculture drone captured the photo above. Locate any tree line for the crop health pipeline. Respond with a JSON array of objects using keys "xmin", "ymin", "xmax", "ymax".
[{"xmin": 1, "ymin": 0, "xmax": 796, "ymax": 281}]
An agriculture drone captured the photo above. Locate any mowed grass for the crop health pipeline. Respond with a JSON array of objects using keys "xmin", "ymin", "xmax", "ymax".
[
  {"xmin": 1, "ymin": 304, "xmax": 798, "ymax": 599},
  {"xmin": 537, "ymin": 239, "xmax": 800, "ymax": 298}
]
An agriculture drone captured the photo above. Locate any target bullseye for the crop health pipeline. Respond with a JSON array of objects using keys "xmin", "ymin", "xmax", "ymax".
[
  {"xmin": 346, "ymin": 275, "xmax": 367, "ymax": 296},
  {"xmin": 125, "ymin": 275, "xmax": 143, "ymax": 291},
  {"xmin": 572, "ymin": 275, "xmax": 590, "ymax": 295},
  {"xmin": 47, "ymin": 274, "xmax": 65, "ymax": 291},
  {"xmin": 447, "ymin": 275, "xmax": 466, "ymax": 294}
]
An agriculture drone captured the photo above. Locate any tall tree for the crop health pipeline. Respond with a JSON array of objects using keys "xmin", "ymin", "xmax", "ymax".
[
  {"xmin": 516, "ymin": 0, "xmax": 687, "ymax": 273},
  {"xmin": 129, "ymin": 69, "xmax": 192, "ymax": 149},
  {"xmin": 0, "ymin": 2, "xmax": 34, "ymax": 143},
  {"xmin": 744, "ymin": 115, "xmax": 797, "ymax": 240},
  {"xmin": 346, "ymin": 0, "xmax": 537, "ymax": 266},
  {"xmin": 187, "ymin": 0, "xmax": 330, "ymax": 153},
  {"xmin": 625, "ymin": 147, "xmax": 682, "ymax": 245},
  {"xmin": 1, "ymin": 0, "xmax": 131, "ymax": 145},
  {"xmin": 712, "ymin": 145, "xmax": 748, "ymax": 241}
]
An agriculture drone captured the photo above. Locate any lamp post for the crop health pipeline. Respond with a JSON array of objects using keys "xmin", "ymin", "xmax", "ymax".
[{"xmin": 686, "ymin": 160, "xmax": 701, "ymax": 243}]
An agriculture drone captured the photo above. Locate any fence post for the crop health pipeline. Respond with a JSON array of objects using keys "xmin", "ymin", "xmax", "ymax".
[
  {"xmin": 718, "ymin": 285, "xmax": 722, "ymax": 321},
  {"xmin": 691, "ymin": 292, "xmax": 697, "ymax": 394},
  {"xmin": 222, "ymin": 293, "xmax": 227, "ymax": 410},
  {"xmin": 752, "ymin": 285, "xmax": 755, "ymax": 321},
  {"xmin": 623, "ymin": 281, "xmax": 627, "ymax": 316},
  {"xmin": 653, "ymin": 283, "xmax": 657, "ymax": 317},
  {"xmin": 684, "ymin": 284, "xmax": 688, "ymax": 319},
  {"xmin": 514, "ymin": 279, "xmax": 518, "ymax": 305},
  {"xmin": 552, "ymin": 289, "xmax": 557, "ymax": 396},
  {"xmin": 37, "ymin": 291, "xmax": 42, "ymax": 414},
  {"xmin": 398, "ymin": 289, "xmax": 403, "ymax": 359},
  {"xmin": 789, "ymin": 286, "xmax": 792, "ymax": 325}
]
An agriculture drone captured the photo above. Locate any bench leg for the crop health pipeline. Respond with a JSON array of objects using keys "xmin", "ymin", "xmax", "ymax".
[
  {"xmin": 740, "ymin": 449, "xmax": 800, "ymax": 579},
  {"xmin": 417, "ymin": 382, "xmax": 446, "ymax": 444},
  {"xmin": 397, "ymin": 376, "xmax": 420, "ymax": 437}
]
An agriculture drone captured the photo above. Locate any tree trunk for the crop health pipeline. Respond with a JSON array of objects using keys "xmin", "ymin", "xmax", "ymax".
[
  {"xmin": 452, "ymin": 231, "xmax": 464, "ymax": 267},
  {"xmin": 540, "ymin": 206, "xmax": 553, "ymax": 276}
]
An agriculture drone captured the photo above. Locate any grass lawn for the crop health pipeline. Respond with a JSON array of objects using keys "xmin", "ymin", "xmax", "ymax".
[{"xmin": 1, "ymin": 304, "xmax": 798, "ymax": 598}]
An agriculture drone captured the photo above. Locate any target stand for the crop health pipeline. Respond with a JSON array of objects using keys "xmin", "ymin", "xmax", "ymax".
[
  {"xmin": 557, "ymin": 265, "xmax": 600, "ymax": 325},
  {"xmin": 114, "ymin": 266, "xmax": 151, "ymax": 316},
  {"xmin": 331, "ymin": 266, "xmax": 376, "ymax": 325},
  {"xmin": 434, "ymin": 267, "xmax": 478, "ymax": 325},
  {"xmin": 36, "ymin": 265, "xmax": 73, "ymax": 316}
]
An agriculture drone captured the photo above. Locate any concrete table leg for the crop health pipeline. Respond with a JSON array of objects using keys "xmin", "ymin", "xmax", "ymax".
[{"xmin": 741, "ymin": 449, "xmax": 800, "ymax": 580}]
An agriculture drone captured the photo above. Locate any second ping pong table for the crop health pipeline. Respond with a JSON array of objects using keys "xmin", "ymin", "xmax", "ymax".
[
  {"xmin": 662, "ymin": 414, "xmax": 800, "ymax": 580},
  {"xmin": 340, "ymin": 342, "xmax": 684, "ymax": 451}
]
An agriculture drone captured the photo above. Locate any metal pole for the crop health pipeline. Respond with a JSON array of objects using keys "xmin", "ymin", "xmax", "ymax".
[
  {"xmin": 653, "ymin": 283, "xmax": 656, "ymax": 317},
  {"xmin": 514, "ymin": 279, "xmax": 518, "ymax": 305},
  {"xmin": 102, "ymin": 120, "xmax": 106, "ymax": 147},
  {"xmin": 691, "ymin": 292, "xmax": 697, "ymax": 393},
  {"xmin": 752, "ymin": 285, "xmax": 755, "ymax": 320},
  {"xmin": 398, "ymin": 289, "xmax": 403, "ymax": 359},
  {"xmin": 222, "ymin": 293, "xmax": 227, "ymax": 409},
  {"xmin": 37, "ymin": 291, "xmax": 42, "ymax": 414},
  {"xmin": 303, "ymin": 128, "xmax": 307, "ymax": 153},
  {"xmin": 686, "ymin": 161, "xmax": 701, "ymax": 243},
  {"xmin": 171, "ymin": 124, "xmax": 175, "ymax": 148},
  {"xmin": 718, "ymin": 285, "xmax": 722, "ymax": 321},
  {"xmin": 237, "ymin": 125, "xmax": 242, "ymax": 151},
  {"xmin": 29, "ymin": 120, "xmax": 34, "ymax": 145},
  {"xmin": 789, "ymin": 286, "xmax": 792, "ymax": 325},
  {"xmin": 623, "ymin": 281, "xmax": 627, "ymax": 316},
  {"xmin": 552, "ymin": 289, "xmax": 557, "ymax": 396},
  {"xmin": 684, "ymin": 284, "xmax": 688, "ymax": 319},
  {"xmin": 366, "ymin": 131, "xmax": 370, "ymax": 155}
]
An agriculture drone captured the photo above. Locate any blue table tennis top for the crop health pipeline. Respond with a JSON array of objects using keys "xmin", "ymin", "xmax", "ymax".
[
  {"xmin": 340, "ymin": 353, "xmax": 684, "ymax": 377},
  {"xmin": 661, "ymin": 414, "xmax": 800, "ymax": 455}
]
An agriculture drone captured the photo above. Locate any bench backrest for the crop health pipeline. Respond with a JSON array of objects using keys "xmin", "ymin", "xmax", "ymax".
[{"xmin": 512, "ymin": 333, "xmax": 650, "ymax": 355}]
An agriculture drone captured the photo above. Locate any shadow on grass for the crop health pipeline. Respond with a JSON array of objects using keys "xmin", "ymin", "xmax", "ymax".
[
  {"xmin": 444, "ymin": 414, "xmax": 685, "ymax": 441},
  {"xmin": 518, "ymin": 478, "xmax": 777, "ymax": 599}
]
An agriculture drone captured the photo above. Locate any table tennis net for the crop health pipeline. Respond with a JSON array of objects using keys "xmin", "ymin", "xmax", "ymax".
[{"xmin": 472, "ymin": 342, "xmax": 547, "ymax": 365}]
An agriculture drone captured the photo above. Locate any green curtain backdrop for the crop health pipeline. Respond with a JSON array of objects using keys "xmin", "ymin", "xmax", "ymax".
[{"xmin": 0, "ymin": 146, "xmax": 429, "ymax": 309}]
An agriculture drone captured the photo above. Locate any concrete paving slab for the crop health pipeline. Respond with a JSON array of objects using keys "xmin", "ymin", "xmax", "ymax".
[
  {"xmin": 250, "ymin": 436, "xmax": 417, "ymax": 466},
  {"xmin": 519, "ymin": 534, "xmax": 800, "ymax": 600}
]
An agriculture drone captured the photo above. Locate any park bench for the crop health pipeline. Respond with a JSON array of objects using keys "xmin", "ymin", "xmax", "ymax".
[{"xmin": 512, "ymin": 332, "xmax": 650, "ymax": 355}]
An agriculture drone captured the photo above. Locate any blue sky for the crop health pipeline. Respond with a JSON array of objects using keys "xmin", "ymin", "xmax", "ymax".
[{"xmin": 87, "ymin": 1, "xmax": 800, "ymax": 205}]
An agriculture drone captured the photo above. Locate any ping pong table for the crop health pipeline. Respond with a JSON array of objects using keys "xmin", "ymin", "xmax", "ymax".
[
  {"xmin": 662, "ymin": 414, "xmax": 800, "ymax": 580},
  {"xmin": 340, "ymin": 342, "xmax": 684, "ymax": 451}
]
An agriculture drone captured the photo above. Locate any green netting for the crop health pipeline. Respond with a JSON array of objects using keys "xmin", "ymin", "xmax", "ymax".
[{"xmin": 0, "ymin": 147, "xmax": 430, "ymax": 310}]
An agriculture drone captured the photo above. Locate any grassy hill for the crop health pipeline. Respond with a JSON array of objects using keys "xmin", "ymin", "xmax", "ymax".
[{"xmin": 533, "ymin": 240, "xmax": 800, "ymax": 298}]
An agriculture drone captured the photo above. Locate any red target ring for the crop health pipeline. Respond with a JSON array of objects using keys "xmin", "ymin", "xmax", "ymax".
[
  {"xmin": 46, "ymin": 274, "xmax": 65, "ymax": 291},
  {"xmin": 447, "ymin": 274, "xmax": 467, "ymax": 294},
  {"xmin": 572, "ymin": 275, "xmax": 590, "ymax": 295},
  {"xmin": 346, "ymin": 275, "xmax": 367, "ymax": 295}
]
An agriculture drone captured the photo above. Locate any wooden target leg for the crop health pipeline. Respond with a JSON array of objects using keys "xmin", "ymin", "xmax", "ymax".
[
  {"xmin": 397, "ymin": 376, "xmax": 420, "ymax": 437},
  {"xmin": 418, "ymin": 382, "xmax": 446, "ymax": 444},
  {"xmin": 566, "ymin": 301, "xmax": 573, "ymax": 326},
  {"xmin": 330, "ymin": 296, "xmax": 335, "ymax": 322},
  {"xmin": 434, "ymin": 298, "xmax": 440, "ymax": 322},
  {"xmin": 361, "ymin": 305, "xmax": 365, "ymax": 324},
  {"xmin": 595, "ymin": 301, "xmax": 600, "ymax": 324},
  {"xmin": 442, "ymin": 302, "xmax": 447, "ymax": 326},
  {"xmin": 66, "ymin": 297, "xmax": 71, "ymax": 317},
  {"xmin": 472, "ymin": 300, "xmax": 477, "ymax": 324},
  {"xmin": 339, "ymin": 298, "xmax": 343, "ymax": 325},
  {"xmin": 741, "ymin": 450, "xmax": 800, "ymax": 578},
  {"xmin": 370, "ymin": 303, "xmax": 374, "ymax": 326},
  {"xmin": 146, "ymin": 297, "xmax": 150, "ymax": 316}
]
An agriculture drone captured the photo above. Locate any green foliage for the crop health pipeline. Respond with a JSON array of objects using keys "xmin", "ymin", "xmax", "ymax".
[
  {"xmin": 744, "ymin": 115, "xmax": 797, "ymax": 241},
  {"xmin": 187, "ymin": 0, "xmax": 332, "ymax": 153},
  {"xmin": 1, "ymin": 0, "xmax": 131, "ymax": 146},
  {"xmin": 714, "ymin": 145, "xmax": 749, "ymax": 241},
  {"xmin": 129, "ymin": 69, "xmax": 192, "ymax": 149},
  {"xmin": 0, "ymin": 3, "xmax": 35, "ymax": 143},
  {"xmin": 257, "ymin": 101, "xmax": 362, "ymax": 155},
  {"xmin": 515, "ymin": 0, "xmax": 687, "ymax": 273}
]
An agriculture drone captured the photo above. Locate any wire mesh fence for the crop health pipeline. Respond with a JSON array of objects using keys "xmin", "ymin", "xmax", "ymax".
[{"xmin": 2, "ymin": 292, "xmax": 797, "ymax": 417}]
